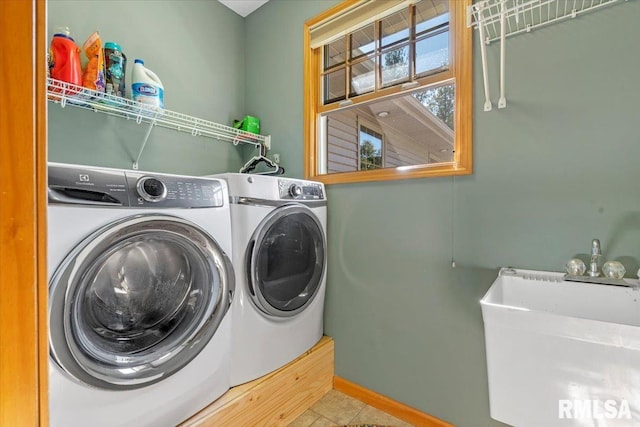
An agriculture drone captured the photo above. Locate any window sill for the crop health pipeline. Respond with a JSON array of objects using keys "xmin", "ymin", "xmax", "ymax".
[{"xmin": 306, "ymin": 162, "xmax": 472, "ymax": 185}]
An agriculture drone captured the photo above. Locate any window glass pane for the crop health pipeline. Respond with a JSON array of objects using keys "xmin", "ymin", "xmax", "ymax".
[
  {"xmin": 350, "ymin": 23, "xmax": 375, "ymax": 59},
  {"xmin": 413, "ymin": 83, "xmax": 455, "ymax": 131},
  {"xmin": 350, "ymin": 58, "xmax": 375, "ymax": 96},
  {"xmin": 381, "ymin": 46, "xmax": 409, "ymax": 87},
  {"xmin": 416, "ymin": 13, "xmax": 449, "ymax": 35},
  {"xmin": 323, "ymin": 68, "xmax": 346, "ymax": 104},
  {"xmin": 381, "ymin": 9, "xmax": 410, "ymax": 48},
  {"xmin": 359, "ymin": 126, "xmax": 383, "ymax": 170},
  {"xmin": 326, "ymin": 116, "xmax": 358, "ymax": 173},
  {"xmin": 416, "ymin": 30, "xmax": 449, "ymax": 75},
  {"xmin": 324, "ymin": 36, "xmax": 346, "ymax": 70},
  {"xmin": 415, "ymin": 0, "xmax": 449, "ymax": 75},
  {"xmin": 415, "ymin": 0, "xmax": 449, "ymax": 35},
  {"xmin": 324, "ymin": 84, "xmax": 455, "ymax": 173}
]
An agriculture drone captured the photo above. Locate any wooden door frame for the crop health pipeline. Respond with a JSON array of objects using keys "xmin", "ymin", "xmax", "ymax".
[{"xmin": 0, "ymin": 0, "xmax": 48, "ymax": 425}]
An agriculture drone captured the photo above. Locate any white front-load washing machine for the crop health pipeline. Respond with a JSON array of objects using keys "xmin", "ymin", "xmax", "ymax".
[
  {"xmin": 47, "ymin": 163, "xmax": 235, "ymax": 427},
  {"xmin": 212, "ymin": 173, "xmax": 327, "ymax": 386}
]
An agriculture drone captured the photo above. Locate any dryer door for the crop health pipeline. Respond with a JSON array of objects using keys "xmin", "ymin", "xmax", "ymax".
[
  {"xmin": 247, "ymin": 204, "xmax": 326, "ymax": 317},
  {"xmin": 49, "ymin": 214, "xmax": 234, "ymax": 390}
]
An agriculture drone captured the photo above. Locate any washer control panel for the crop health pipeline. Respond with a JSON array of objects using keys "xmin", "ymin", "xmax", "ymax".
[
  {"xmin": 278, "ymin": 179, "xmax": 324, "ymax": 201},
  {"xmin": 126, "ymin": 172, "xmax": 224, "ymax": 207},
  {"xmin": 48, "ymin": 163, "xmax": 225, "ymax": 208}
]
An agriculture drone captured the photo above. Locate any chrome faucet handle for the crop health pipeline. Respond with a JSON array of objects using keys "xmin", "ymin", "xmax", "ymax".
[{"xmin": 589, "ymin": 238, "xmax": 602, "ymax": 277}]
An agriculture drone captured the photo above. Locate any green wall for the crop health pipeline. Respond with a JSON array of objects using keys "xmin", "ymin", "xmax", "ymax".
[
  {"xmin": 47, "ymin": 0, "xmax": 247, "ymax": 174},
  {"xmin": 246, "ymin": 1, "xmax": 640, "ymax": 426},
  {"xmin": 47, "ymin": 1, "xmax": 640, "ymax": 425}
]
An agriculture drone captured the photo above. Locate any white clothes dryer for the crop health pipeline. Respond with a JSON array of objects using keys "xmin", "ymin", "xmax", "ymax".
[
  {"xmin": 47, "ymin": 163, "xmax": 235, "ymax": 427},
  {"xmin": 213, "ymin": 173, "xmax": 327, "ymax": 386}
]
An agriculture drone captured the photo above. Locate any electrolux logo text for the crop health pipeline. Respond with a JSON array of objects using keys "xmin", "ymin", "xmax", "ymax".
[
  {"xmin": 76, "ymin": 174, "xmax": 94, "ymax": 186},
  {"xmin": 559, "ymin": 400, "xmax": 631, "ymax": 420}
]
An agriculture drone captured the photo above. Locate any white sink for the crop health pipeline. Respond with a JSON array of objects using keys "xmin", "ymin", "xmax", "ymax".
[{"xmin": 482, "ymin": 268, "xmax": 640, "ymax": 427}]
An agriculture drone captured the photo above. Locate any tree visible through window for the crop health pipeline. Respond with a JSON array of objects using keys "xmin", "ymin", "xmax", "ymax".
[
  {"xmin": 414, "ymin": 85, "xmax": 455, "ymax": 130},
  {"xmin": 383, "ymin": 48, "xmax": 408, "ymax": 87}
]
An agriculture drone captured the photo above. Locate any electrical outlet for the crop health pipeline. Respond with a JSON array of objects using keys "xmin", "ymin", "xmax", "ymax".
[{"xmin": 272, "ymin": 153, "xmax": 280, "ymax": 164}]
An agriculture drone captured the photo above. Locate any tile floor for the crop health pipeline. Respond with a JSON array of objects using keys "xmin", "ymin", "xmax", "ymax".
[{"xmin": 287, "ymin": 390, "xmax": 414, "ymax": 427}]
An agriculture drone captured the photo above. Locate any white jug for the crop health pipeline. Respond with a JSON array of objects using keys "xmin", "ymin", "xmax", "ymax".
[{"xmin": 131, "ymin": 59, "xmax": 164, "ymax": 108}]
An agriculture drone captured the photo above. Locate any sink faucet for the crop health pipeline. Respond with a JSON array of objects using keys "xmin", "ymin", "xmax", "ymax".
[{"xmin": 589, "ymin": 238, "xmax": 602, "ymax": 277}]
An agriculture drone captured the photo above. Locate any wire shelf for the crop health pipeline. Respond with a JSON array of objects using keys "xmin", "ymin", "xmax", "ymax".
[
  {"xmin": 47, "ymin": 78, "xmax": 270, "ymax": 168},
  {"xmin": 466, "ymin": 0, "xmax": 629, "ymax": 111},
  {"xmin": 468, "ymin": 0, "xmax": 626, "ymax": 44}
]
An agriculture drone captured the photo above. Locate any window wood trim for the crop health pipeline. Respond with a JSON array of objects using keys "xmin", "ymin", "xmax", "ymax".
[
  {"xmin": 309, "ymin": 0, "xmax": 414, "ymax": 49},
  {"xmin": 304, "ymin": 0, "xmax": 472, "ymax": 185}
]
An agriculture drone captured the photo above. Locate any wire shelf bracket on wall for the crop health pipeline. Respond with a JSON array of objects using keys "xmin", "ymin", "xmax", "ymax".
[
  {"xmin": 47, "ymin": 78, "xmax": 271, "ymax": 169},
  {"xmin": 466, "ymin": 0, "xmax": 629, "ymax": 112}
]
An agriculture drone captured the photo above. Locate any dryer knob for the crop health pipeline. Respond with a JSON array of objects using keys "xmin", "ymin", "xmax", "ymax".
[
  {"xmin": 137, "ymin": 177, "xmax": 167, "ymax": 202},
  {"xmin": 289, "ymin": 184, "xmax": 303, "ymax": 198}
]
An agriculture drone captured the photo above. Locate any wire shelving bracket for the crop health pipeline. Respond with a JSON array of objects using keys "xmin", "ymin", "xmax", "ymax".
[
  {"xmin": 47, "ymin": 78, "xmax": 271, "ymax": 169},
  {"xmin": 466, "ymin": 0, "xmax": 629, "ymax": 111}
]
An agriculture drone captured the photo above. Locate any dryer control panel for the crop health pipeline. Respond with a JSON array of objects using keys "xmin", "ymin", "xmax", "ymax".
[
  {"xmin": 48, "ymin": 163, "xmax": 225, "ymax": 208},
  {"xmin": 278, "ymin": 179, "xmax": 324, "ymax": 201}
]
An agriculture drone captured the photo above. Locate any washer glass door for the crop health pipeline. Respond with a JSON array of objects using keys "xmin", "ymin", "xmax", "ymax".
[
  {"xmin": 49, "ymin": 214, "xmax": 233, "ymax": 390},
  {"xmin": 247, "ymin": 204, "xmax": 325, "ymax": 317}
]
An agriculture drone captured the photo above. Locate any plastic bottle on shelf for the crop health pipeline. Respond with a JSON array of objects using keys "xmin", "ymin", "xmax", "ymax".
[
  {"xmin": 81, "ymin": 31, "xmax": 106, "ymax": 93},
  {"xmin": 104, "ymin": 42, "xmax": 127, "ymax": 98},
  {"xmin": 131, "ymin": 59, "xmax": 164, "ymax": 109},
  {"xmin": 48, "ymin": 26, "xmax": 83, "ymax": 87}
]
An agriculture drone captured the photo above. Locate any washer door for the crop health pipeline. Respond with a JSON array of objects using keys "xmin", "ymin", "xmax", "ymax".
[
  {"xmin": 49, "ymin": 214, "xmax": 234, "ymax": 390},
  {"xmin": 247, "ymin": 204, "xmax": 325, "ymax": 317}
]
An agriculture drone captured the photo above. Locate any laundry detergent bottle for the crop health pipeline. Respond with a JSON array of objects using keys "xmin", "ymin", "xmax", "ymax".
[
  {"xmin": 131, "ymin": 59, "xmax": 164, "ymax": 108},
  {"xmin": 49, "ymin": 26, "xmax": 82, "ymax": 86}
]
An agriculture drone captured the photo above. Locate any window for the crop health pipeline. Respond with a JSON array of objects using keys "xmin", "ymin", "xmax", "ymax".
[
  {"xmin": 304, "ymin": 0, "xmax": 472, "ymax": 184},
  {"xmin": 359, "ymin": 123, "xmax": 383, "ymax": 170}
]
